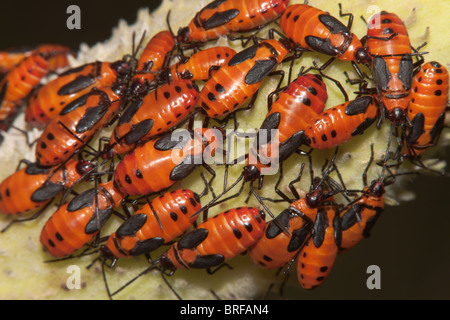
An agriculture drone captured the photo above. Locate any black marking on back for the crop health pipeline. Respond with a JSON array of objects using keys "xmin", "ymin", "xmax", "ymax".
[
  {"xmin": 31, "ymin": 182, "xmax": 65, "ymax": 202},
  {"xmin": 116, "ymin": 213, "xmax": 147, "ymax": 238},
  {"xmin": 76, "ymin": 103, "xmax": 109, "ymax": 134},
  {"xmin": 363, "ymin": 213, "xmax": 381, "ymax": 238},
  {"xmin": 57, "ymin": 75, "xmax": 96, "ymax": 96},
  {"xmin": 345, "ymin": 96, "xmax": 373, "ymax": 116},
  {"xmin": 67, "ymin": 188, "xmax": 96, "ymax": 212},
  {"xmin": 429, "ymin": 112, "xmax": 446, "ymax": 143},
  {"xmin": 312, "ymin": 208, "xmax": 328, "ymax": 248},
  {"xmin": 351, "ymin": 117, "xmax": 376, "ymax": 136},
  {"xmin": 130, "ymin": 238, "xmax": 165, "ymax": 256},
  {"xmin": 406, "ymin": 112, "xmax": 425, "ymax": 144},
  {"xmin": 118, "ymin": 99, "xmax": 143, "ymax": 125},
  {"xmin": 178, "ymin": 228, "xmax": 208, "ymax": 249},
  {"xmin": 170, "ymin": 155, "xmax": 201, "ymax": 181},
  {"xmin": 189, "ymin": 254, "xmax": 225, "ymax": 268},
  {"xmin": 59, "ymin": 92, "xmax": 91, "ymax": 115},
  {"xmin": 287, "ymin": 223, "xmax": 311, "ymax": 252},
  {"xmin": 0, "ymin": 80, "xmax": 8, "ymax": 104},
  {"xmin": 373, "ymin": 56, "xmax": 391, "ymax": 91},
  {"xmin": 398, "ymin": 55, "xmax": 413, "ymax": 90},
  {"xmin": 58, "ymin": 62, "xmax": 97, "ymax": 77},
  {"xmin": 279, "ymin": 131, "xmax": 305, "ymax": 163},
  {"xmin": 228, "ymin": 44, "xmax": 259, "ymax": 66},
  {"xmin": 245, "ymin": 58, "xmax": 277, "ymax": 85},
  {"xmin": 318, "ymin": 14, "xmax": 349, "ymax": 34},
  {"xmin": 25, "ymin": 163, "xmax": 52, "ymax": 175},
  {"xmin": 341, "ymin": 204, "xmax": 362, "ymax": 230},
  {"xmin": 203, "ymin": 0, "xmax": 226, "ymax": 10},
  {"xmin": 332, "ymin": 210, "xmax": 341, "ymax": 247},
  {"xmin": 124, "ymin": 119, "xmax": 154, "ymax": 145},
  {"xmin": 154, "ymin": 131, "xmax": 192, "ymax": 151},
  {"xmin": 85, "ymin": 208, "xmax": 113, "ymax": 234},
  {"xmin": 265, "ymin": 209, "xmax": 291, "ymax": 239},
  {"xmin": 202, "ymin": 9, "xmax": 240, "ymax": 30},
  {"xmin": 255, "ymin": 112, "xmax": 280, "ymax": 148},
  {"xmin": 305, "ymin": 36, "xmax": 338, "ymax": 56}
]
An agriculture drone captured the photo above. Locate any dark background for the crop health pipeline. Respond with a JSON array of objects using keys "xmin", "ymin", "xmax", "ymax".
[{"xmin": 1, "ymin": 0, "xmax": 449, "ymax": 300}]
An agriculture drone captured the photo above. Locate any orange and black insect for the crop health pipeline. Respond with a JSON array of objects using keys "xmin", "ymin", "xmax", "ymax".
[
  {"xmin": 339, "ymin": 146, "xmax": 385, "ymax": 252},
  {"xmin": 296, "ymin": 201, "xmax": 340, "ymax": 290},
  {"xmin": 248, "ymin": 196, "xmax": 314, "ymax": 270},
  {"xmin": 0, "ymin": 51, "xmax": 71, "ymax": 130},
  {"xmin": 25, "ymin": 59, "xmax": 132, "ymax": 128},
  {"xmin": 364, "ymin": 11, "xmax": 418, "ymax": 126},
  {"xmin": 160, "ymin": 46, "xmax": 237, "ymax": 82},
  {"xmin": 177, "ymin": 0, "xmax": 289, "ymax": 43},
  {"xmin": 0, "ymin": 159, "xmax": 95, "ymax": 231},
  {"xmin": 279, "ymin": 4, "xmax": 365, "ymax": 68},
  {"xmin": 249, "ymin": 153, "xmax": 341, "ymax": 289},
  {"xmin": 159, "ymin": 206, "xmax": 266, "ymax": 273},
  {"xmin": 113, "ymin": 127, "xmax": 221, "ymax": 196},
  {"xmin": 40, "ymin": 180, "xmax": 124, "ymax": 258},
  {"xmin": 0, "ymin": 44, "xmax": 72, "ymax": 74},
  {"xmin": 35, "ymin": 85, "xmax": 126, "ymax": 167},
  {"xmin": 199, "ymin": 39, "xmax": 291, "ymax": 119},
  {"xmin": 99, "ymin": 188, "xmax": 204, "ymax": 267},
  {"xmin": 304, "ymin": 95, "xmax": 379, "ymax": 150},
  {"xmin": 104, "ymin": 79, "xmax": 200, "ymax": 158},
  {"xmin": 129, "ymin": 30, "xmax": 176, "ymax": 98},
  {"xmin": 244, "ymin": 73, "xmax": 327, "ymax": 183},
  {"xmin": 403, "ymin": 61, "xmax": 449, "ymax": 159}
]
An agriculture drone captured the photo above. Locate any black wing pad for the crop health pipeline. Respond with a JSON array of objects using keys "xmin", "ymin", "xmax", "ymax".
[
  {"xmin": 84, "ymin": 208, "xmax": 113, "ymax": 234},
  {"xmin": 57, "ymin": 75, "xmax": 96, "ymax": 96},
  {"xmin": 318, "ymin": 14, "xmax": 350, "ymax": 34},
  {"xmin": 202, "ymin": 9, "xmax": 240, "ymax": 30},
  {"xmin": 124, "ymin": 119, "xmax": 154, "ymax": 145},
  {"xmin": 178, "ymin": 228, "xmax": 209, "ymax": 249},
  {"xmin": 31, "ymin": 182, "xmax": 65, "ymax": 202},
  {"xmin": 406, "ymin": 112, "xmax": 425, "ymax": 145},
  {"xmin": 245, "ymin": 58, "xmax": 278, "ymax": 85},
  {"xmin": 116, "ymin": 213, "xmax": 148, "ymax": 238},
  {"xmin": 373, "ymin": 56, "xmax": 391, "ymax": 92},
  {"xmin": 305, "ymin": 36, "xmax": 338, "ymax": 56},
  {"xmin": 118, "ymin": 99, "xmax": 143, "ymax": 125}
]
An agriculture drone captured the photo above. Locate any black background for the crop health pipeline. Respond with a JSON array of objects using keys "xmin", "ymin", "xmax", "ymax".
[{"xmin": 1, "ymin": 0, "xmax": 449, "ymax": 300}]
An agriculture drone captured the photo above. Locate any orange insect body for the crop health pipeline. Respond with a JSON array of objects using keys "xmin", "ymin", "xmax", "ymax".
[
  {"xmin": 129, "ymin": 30, "xmax": 175, "ymax": 97},
  {"xmin": 26, "ymin": 60, "xmax": 131, "ymax": 128},
  {"xmin": 199, "ymin": 39, "xmax": 291, "ymax": 118},
  {"xmin": 0, "ymin": 159, "xmax": 94, "ymax": 216},
  {"xmin": 105, "ymin": 79, "xmax": 199, "ymax": 158},
  {"xmin": 279, "ymin": 4, "xmax": 363, "ymax": 61},
  {"xmin": 245, "ymin": 74, "xmax": 327, "ymax": 180},
  {"xmin": 40, "ymin": 181, "xmax": 124, "ymax": 258},
  {"xmin": 404, "ymin": 61, "xmax": 449, "ymax": 158},
  {"xmin": 366, "ymin": 11, "xmax": 413, "ymax": 124},
  {"xmin": 0, "ymin": 44, "xmax": 72, "ymax": 74},
  {"xmin": 178, "ymin": 0, "xmax": 289, "ymax": 43},
  {"xmin": 113, "ymin": 128, "xmax": 220, "ymax": 196},
  {"xmin": 0, "ymin": 52, "xmax": 70, "ymax": 128},
  {"xmin": 304, "ymin": 95, "xmax": 378, "ymax": 150},
  {"xmin": 296, "ymin": 203, "xmax": 340, "ymax": 290},
  {"xmin": 35, "ymin": 85, "xmax": 124, "ymax": 166},
  {"xmin": 339, "ymin": 181, "xmax": 385, "ymax": 251},
  {"xmin": 100, "ymin": 189, "xmax": 202, "ymax": 265},
  {"xmin": 161, "ymin": 46, "xmax": 237, "ymax": 82},
  {"xmin": 160, "ymin": 207, "xmax": 266, "ymax": 272},
  {"xmin": 249, "ymin": 199, "xmax": 314, "ymax": 269}
]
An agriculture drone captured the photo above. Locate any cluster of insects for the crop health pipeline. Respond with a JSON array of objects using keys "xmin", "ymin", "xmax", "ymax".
[{"xmin": 0, "ymin": 0, "xmax": 448, "ymax": 299}]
